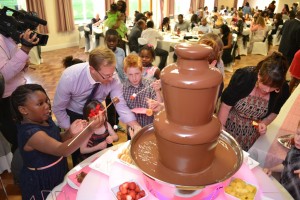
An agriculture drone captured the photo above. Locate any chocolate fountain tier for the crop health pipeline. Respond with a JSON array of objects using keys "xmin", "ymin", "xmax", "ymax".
[
  {"xmin": 160, "ymin": 43, "xmax": 223, "ymax": 125},
  {"xmin": 130, "ymin": 125, "xmax": 243, "ymax": 187}
]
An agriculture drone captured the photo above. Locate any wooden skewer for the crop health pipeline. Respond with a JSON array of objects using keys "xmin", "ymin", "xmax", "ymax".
[
  {"xmin": 68, "ymin": 97, "xmax": 119, "ymax": 146},
  {"xmin": 102, "ymin": 97, "xmax": 120, "ymax": 112},
  {"xmin": 136, "ymin": 85, "xmax": 152, "ymax": 95},
  {"xmin": 67, "ymin": 120, "xmax": 95, "ymax": 146}
]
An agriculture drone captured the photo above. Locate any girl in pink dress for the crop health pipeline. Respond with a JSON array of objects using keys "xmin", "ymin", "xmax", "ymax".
[{"xmin": 139, "ymin": 45, "xmax": 160, "ymax": 80}]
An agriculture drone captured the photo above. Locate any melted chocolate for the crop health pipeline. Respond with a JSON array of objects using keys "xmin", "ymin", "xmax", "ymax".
[
  {"xmin": 131, "ymin": 125, "xmax": 241, "ymax": 186},
  {"xmin": 130, "ymin": 43, "xmax": 242, "ymax": 186}
]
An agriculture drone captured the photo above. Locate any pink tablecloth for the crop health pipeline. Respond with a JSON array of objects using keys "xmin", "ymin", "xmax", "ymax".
[
  {"xmin": 55, "ymin": 184, "xmax": 77, "ymax": 200},
  {"xmin": 54, "ymin": 161, "xmax": 272, "ymax": 200}
]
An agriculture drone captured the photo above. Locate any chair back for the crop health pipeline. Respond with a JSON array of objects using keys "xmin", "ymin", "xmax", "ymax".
[
  {"xmin": 138, "ymin": 38, "xmax": 148, "ymax": 45},
  {"xmin": 231, "ymin": 33, "xmax": 238, "ymax": 56}
]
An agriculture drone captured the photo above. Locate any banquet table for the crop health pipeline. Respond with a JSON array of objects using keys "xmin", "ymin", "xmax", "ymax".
[
  {"xmin": 157, "ymin": 32, "xmax": 200, "ymax": 52},
  {"xmin": 249, "ymin": 84, "xmax": 300, "ymax": 168},
  {"xmin": 48, "ymin": 141, "xmax": 293, "ymax": 200}
]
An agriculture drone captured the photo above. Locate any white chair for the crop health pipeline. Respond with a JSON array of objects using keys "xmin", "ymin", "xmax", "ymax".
[
  {"xmin": 29, "ymin": 46, "xmax": 41, "ymax": 65},
  {"xmin": 225, "ymin": 17, "xmax": 232, "ymax": 25},
  {"xmin": 78, "ymin": 25, "xmax": 85, "ymax": 49},
  {"xmin": 251, "ymin": 30, "xmax": 271, "ymax": 56},
  {"xmin": 225, "ymin": 33, "xmax": 238, "ymax": 73},
  {"xmin": 238, "ymin": 28, "xmax": 250, "ymax": 56},
  {"xmin": 272, "ymin": 25, "xmax": 283, "ymax": 46},
  {"xmin": 212, "ymin": 28, "xmax": 220, "ymax": 35}
]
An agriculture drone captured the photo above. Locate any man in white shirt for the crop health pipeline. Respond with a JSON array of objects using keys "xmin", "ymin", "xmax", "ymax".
[
  {"xmin": 198, "ymin": 18, "xmax": 212, "ymax": 34},
  {"xmin": 141, "ymin": 21, "xmax": 169, "ymax": 69}
]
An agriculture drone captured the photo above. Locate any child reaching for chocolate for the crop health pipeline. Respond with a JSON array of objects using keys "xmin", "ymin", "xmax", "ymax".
[
  {"xmin": 263, "ymin": 120, "xmax": 300, "ymax": 199},
  {"xmin": 123, "ymin": 54, "xmax": 163, "ymax": 135},
  {"xmin": 10, "ymin": 84, "xmax": 103, "ymax": 200},
  {"xmin": 79, "ymin": 100, "xmax": 118, "ymax": 160}
]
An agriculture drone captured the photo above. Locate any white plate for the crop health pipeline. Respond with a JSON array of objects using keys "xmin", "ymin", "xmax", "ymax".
[
  {"xmin": 115, "ymin": 141, "xmax": 138, "ymax": 169},
  {"xmin": 247, "ymin": 157, "xmax": 260, "ymax": 170},
  {"xmin": 243, "ymin": 150, "xmax": 259, "ymax": 170},
  {"xmin": 89, "ymin": 149, "xmax": 116, "ymax": 175},
  {"xmin": 66, "ymin": 162, "xmax": 90, "ymax": 190},
  {"xmin": 77, "ymin": 170, "xmax": 111, "ymax": 200},
  {"xmin": 188, "ymin": 38, "xmax": 199, "ymax": 42},
  {"xmin": 170, "ymin": 35, "xmax": 179, "ymax": 39}
]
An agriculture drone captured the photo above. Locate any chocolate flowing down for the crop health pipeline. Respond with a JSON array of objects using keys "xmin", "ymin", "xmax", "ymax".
[{"xmin": 154, "ymin": 43, "xmax": 223, "ymax": 173}]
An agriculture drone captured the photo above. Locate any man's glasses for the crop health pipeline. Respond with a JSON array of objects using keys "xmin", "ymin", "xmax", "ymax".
[{"xmin": 96, "ymin": 70, "xmax": 116, "ymax": 80}]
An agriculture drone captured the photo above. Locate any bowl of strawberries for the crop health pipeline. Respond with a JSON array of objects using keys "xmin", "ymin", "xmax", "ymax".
[{"xmin": 111, "ymin": 180, "xmax": 147, "ymax": 200}]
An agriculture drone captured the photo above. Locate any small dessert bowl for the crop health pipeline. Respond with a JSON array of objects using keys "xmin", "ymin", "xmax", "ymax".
[
  {"xmin": 224, "ymin": 178, "xmax": 257, "ymax": 200},
  {"xmin": 111, "ymin": 179, "xmax": 147, "ymax": 200}
]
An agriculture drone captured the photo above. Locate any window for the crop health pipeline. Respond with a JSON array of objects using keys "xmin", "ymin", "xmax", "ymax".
[
  {"xmin": 0, "ymin": 0, "xmax": 26, "ymax": 11},
  {"xmin": 127, "ymin": 0, "xmax": 151, "ymax": 19},
  {"xmin": 174, "ymin": 0, "xmax": 190, "ymax": 16},
  {"xmin": 72, "ymin": 0, "xmax": 105, "ymax": 24},
  {"xmin": 141, "ymin": 0, "xmax": 151, "ymax": 13}
]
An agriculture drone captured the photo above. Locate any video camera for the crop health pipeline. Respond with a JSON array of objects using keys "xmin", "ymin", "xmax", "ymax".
[{"xmin": 0, "ymin": 6, "xmax": 48, "ymax": 47}]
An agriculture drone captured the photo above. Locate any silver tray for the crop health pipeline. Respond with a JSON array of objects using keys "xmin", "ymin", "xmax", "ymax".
[
  {"xmin": 130, "ymin": 124, "xmax": 243, "ymax": 188},
  {"xmin": 277, "ymin": 134, "xmax": 294, "ymax": 149}
]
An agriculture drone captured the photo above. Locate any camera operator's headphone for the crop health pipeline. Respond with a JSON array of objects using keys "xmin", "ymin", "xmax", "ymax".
[{"xmin": 0, "ymin": 73, "xmax": 4, "ymax": 99}]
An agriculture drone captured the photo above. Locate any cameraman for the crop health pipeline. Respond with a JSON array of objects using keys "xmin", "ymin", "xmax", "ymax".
[{"xmin": 0, "ymin": 28, "xmax": 39, "ymax": 153}]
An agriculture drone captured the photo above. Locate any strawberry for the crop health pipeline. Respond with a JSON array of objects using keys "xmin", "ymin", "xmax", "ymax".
[
  {"xmin": 128, "ymin": 190, "xmax": 136, "ymax": 199},
  {"xmin": 139, "ymin": 190, "xmax": 146, "ymax": 197},
  {"xmin": 135, "ymin": 185, "xmax": 140, "ymax": 192},
  {"xmin": 136, "ymin": 194, "xmax": 141, "ymax": 199},
  {"xmin": 120, "ymin": 186, "xmax": 127, "ymax": 194},
  {"xmin": 128, "ymin": 182, "xmax": 136, "ymax": 190},
  {"xmin": 121, "ymin": 182, "xmax": 129, "ymax": 189}
]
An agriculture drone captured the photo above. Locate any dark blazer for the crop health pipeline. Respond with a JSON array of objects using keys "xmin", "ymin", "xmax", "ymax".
[
  {"xmin": 279, "ymin": 18, "xmax": 300, "ymax": 64},
  {"xmin": 128, "ymin": 25, "xmax": 142, "ymax": 53}
]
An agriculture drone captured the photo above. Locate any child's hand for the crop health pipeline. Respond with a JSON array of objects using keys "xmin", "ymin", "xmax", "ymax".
[
  {"xmin": 106, "ymin": 135, "xmax": 114, "ymax": 144},
  {"xmin": 151, "ymin": 80, "xmax": 161, "ymax": 92},
  {"xmin": 146, "ymin": 98, "xmax": 164, "ymax": 113},
  {"xmin": 97, "ymin": 141, "xmax": 108, "ymax": 150},
  {"xmin": 263, "ymin": 168, "xmax": 272, "ymax": 176},
  {"xmin": 294, "ymin": 169, "xmax": 300, "ymax": 178},
  {"xmin": 128, "ymin": 125, "xmax": 142, "ymax": 138},
  {"xmin": 70, "ymin": 119, "xmax": 88, "ymax": 135}
]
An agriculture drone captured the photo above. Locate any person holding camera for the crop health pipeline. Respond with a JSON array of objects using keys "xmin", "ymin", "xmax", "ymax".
[{"xmin": 0, "ymin": 28, "xmax": 39, "ymax": 153}]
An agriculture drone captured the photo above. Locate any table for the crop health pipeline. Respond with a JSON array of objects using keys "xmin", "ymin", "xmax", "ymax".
[
  {"xmin": 49, "ymin": 142, "xmax": 293, "ymax": 200},
  {"xmin": 249, "ymin": 84, "xmax": 300, "ymax": 168},
  {"xmin": 157, "ymin": 33, "xmax": 200, "ymax": 52}
]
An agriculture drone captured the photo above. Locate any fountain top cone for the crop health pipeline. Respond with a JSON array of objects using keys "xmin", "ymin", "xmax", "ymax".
[{"xmin": 130, "ymin": 43, "xmax": 243, "ymax": 189}]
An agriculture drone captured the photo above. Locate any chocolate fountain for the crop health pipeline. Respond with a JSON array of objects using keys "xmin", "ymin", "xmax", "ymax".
[{"xmin": 130, "ymin": 43, "xmax": 243, "ymax": 193}]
